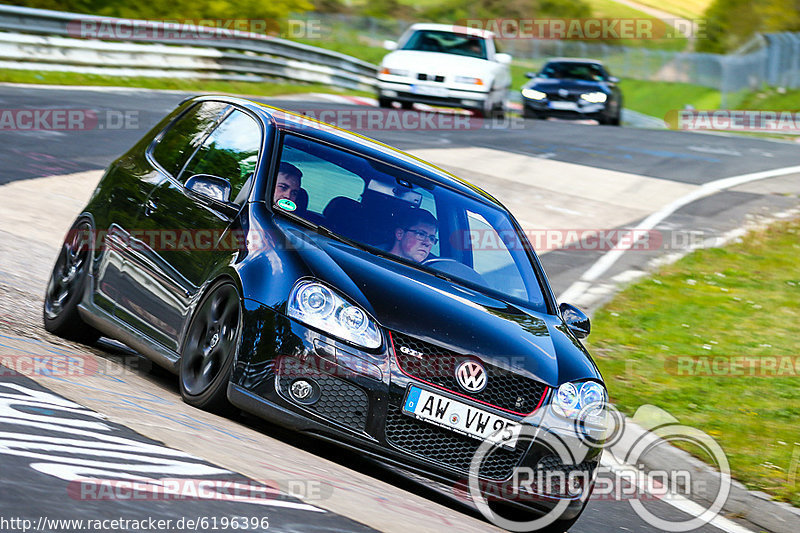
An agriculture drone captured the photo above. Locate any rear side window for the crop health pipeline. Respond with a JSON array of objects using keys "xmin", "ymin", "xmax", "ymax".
[
  {"xmin": 151, "ymin": 101, "xmax": 227, "ymax": 177},
  {"xmin": 181, "ymin": 110, "xmax": 262, "ymax": 203}
]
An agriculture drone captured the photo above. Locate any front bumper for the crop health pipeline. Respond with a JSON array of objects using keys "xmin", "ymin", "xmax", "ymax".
[
  {"xmin": 230, "ymin": 300, "xmax": 602, "ymax": 518},
  {"xmin": 523, "ymin": 97, "xmax": 608, "ymax": 118},
  {"xmin": 377, "ymin": 77, "xmax": 489, "ymax": 110}
]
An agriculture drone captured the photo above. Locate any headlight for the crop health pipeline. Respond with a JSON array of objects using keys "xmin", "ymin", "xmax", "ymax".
[
  {"xmin": 287, "ymin": 281, "xmax": 382, "ymax": 349},
  {"xmin": 380, "ymin": 67, "xmax": 410, "ymax": 77},
  {"xmin": 454, "ymin": 76, "xmax": 483, "ymax": 85},
  {"xmin": 521, "ymin": 88, "xmax": 547, "ymax": 100},
  {"xmin": 580, "ymin": 92, "xmax": 608, "ymax": 103},
  {"xmin": 552, "ymin": 381, "xmax": 606, "ymax": 420}
]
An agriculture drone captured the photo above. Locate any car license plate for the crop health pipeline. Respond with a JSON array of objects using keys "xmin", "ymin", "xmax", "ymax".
[
  {"xmin": 403, "ymin": 386, "xmax": 520, "ymax": 449},
  {"xmin": 549, "ymin": 101, "xmax": 577, "ymax": 111},
  {"xmin": 410, "ymin": 84, "xmax": 449, "ymax": 97}
]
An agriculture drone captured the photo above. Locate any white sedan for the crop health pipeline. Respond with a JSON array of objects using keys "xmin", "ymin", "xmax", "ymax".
[{"xmin": 376, "ymin": 23, "xmax": 512, "ymax": 118}]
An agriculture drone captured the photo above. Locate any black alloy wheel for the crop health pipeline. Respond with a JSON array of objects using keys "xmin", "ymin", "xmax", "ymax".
[
  {"xmin": 179, "ymin": 280, "xmax": 241, "ymax": 412},
  {"xmin": 43, "ymin": 219, "xmax": 100, "ymax": 343}
]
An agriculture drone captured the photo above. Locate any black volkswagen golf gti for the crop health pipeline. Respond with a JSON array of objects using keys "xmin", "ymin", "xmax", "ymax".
[{"xmin": 44, "ymin": 96, "xmax": 607, "ymax": 531}]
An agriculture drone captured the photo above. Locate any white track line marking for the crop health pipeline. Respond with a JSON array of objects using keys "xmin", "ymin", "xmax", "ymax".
[
  {"xmin": 558, "ymin": 164, "xmax": 800, "ymax": 302},
  {"xmin": 600, "ymin": 453, "xmax": 754, "ymax": 533}
]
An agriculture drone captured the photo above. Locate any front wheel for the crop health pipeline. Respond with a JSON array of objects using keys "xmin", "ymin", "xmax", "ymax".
[
  {"xmin": 43, "ymin": 219, "xmax": 101, "ymax": 344},
  {"xmin": 179, "ymin": 280, "xmax": 241, "ymax": 412}
]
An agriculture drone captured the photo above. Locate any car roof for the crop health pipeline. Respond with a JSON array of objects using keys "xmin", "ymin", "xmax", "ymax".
[
  {"xmin": 544, "ymin": 57, "xmax": 605, "ymax": 65},
  {"xmin": 406, "ymin": 23, "xmax": 495, "ymax": 39},
  {"xmin": 195, "ymin": 95, "xmax": 502, "ymax": 207}
]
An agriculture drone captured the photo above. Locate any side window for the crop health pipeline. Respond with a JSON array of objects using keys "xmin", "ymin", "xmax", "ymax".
[
  {"xmin": 466, "ymin": 210, "xmax": 527, "ymax": 299},
  {"xmin": 280, "ymin": 144, "xmax": 364, "ymax": 213},
  {"xmin": 181, "ymin": 110, "xmax": 262, "ymax": 203},
  {"xmin": 151, "ymin": 101, "xmax": 227, "ymax": 177}
]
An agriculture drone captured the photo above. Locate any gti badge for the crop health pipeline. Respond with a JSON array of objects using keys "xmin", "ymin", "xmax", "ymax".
[
  {"xmin": 399, "ymin": 345, "xmax": 424, "ymax": 359},
  {"xmin": 455, "ymin": 360, "xmax": 487, "ymax": 393}
]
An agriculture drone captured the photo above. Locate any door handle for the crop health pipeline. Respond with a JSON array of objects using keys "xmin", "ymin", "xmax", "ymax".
[{"xmin": 144, "ymin": 198, "xmax": 157, "ymax": 216}]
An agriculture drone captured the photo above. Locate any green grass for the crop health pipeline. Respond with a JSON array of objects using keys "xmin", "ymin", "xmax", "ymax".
[
  {"xmin": 0, "ymin": 69, "xmax": 373, "ymax": 98},
  {"xmin": 736, "ymin": 86, "xmax": 800, "ymax": 111},
  {"xmin": 584, "ymin": 0, "xmax": 689, "ymax": 50},
  {"xmin": 588, "ymin": 217, "xmax": 800, "ymax": 505},
  {"xmin": 628, "ymin": 0, "xmax": 712, "ymax": 19},
  {"xmin": 620, "ymin": 78, "xmax": 721, "ymax": 119}
]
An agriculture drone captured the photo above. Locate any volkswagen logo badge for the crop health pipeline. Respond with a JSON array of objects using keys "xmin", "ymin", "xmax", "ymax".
[
  {"xmin": 455, "ymin": 360, "xmax": 487, "ymax": 393},
  {"xmin": 558, "ymin": 88, "xmax": 569, "ymax": 98}
]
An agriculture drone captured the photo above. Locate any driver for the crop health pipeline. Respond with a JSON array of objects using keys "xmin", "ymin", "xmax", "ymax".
[
  {"xmin": 273, "ymin": 162, "xmax": 302, "ymax": 205},
  {"xmin": 389, "ymin": 208, "xmax": 438, "ymax": 263}
]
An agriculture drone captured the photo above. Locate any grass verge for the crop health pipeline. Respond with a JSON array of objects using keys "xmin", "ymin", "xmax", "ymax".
[
  {"xmin": 619, "ymin": 78, "xmax": 721, "ymax": 119},
  {"xmin": 588, "ymin": 216, "xmax": 800, "ymax": 505},
  {"xmin": 0, "ymin": 69, "xmax": 373, "ymax": 98}
]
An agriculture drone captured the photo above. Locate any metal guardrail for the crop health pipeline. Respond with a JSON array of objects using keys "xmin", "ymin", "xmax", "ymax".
[{"xmin": 0, "ymin": 5, "xmax": 379, "ymax": 91}]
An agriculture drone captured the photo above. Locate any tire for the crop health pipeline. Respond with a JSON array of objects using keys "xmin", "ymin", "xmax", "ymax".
[
  {"xmin": 378, "ymin": 97, "xmax": 393, "ymax": 108},
  {"xmin": 491, "ymin": 102, "xmax": 506, "ymax": 120},
  {"xmin": 179, "ymin": 280, "xmax": 241, "ymax": 412},
  {"xmin": 400, "ymin": 101, "xmax": 414, "ymax": 110},
  {"xmin": 43, "ymin": 219, "xmax": 101, "ymax": 344}
]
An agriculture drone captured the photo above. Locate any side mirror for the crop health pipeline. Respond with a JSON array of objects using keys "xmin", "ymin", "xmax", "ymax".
[
  {"xmin": 607, "ymin": 76, "xmax": 620, "ymax": 84},
  {"xmin": 383, "ymin": 40, "xmax": 397, "ymax": 51},
  {"xmin": 559, "ymin": 302, "xmax": 591, "ymax": 339},
  {"xmin": 495, "ymin": 53, "xmax": 512, "ymax": 65},
  {"xmin": 525, "ymin": 71, "xmax": 538, "ymax": 79},
  {"xmin": 185, "ymin": 174, "xmax": 232, "ymax": 203}
]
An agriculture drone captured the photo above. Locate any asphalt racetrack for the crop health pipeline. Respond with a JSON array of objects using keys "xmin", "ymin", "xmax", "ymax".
[{"xmin": 1, "ymin": 84, "xmax": 798, "ymax": 533}]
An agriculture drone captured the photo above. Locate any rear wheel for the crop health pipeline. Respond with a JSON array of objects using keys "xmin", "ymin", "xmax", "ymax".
[
  {"xmin": 43, "ymin": 219, "xmax": 101, "ymax": 344},
  {"xmin": 400, "ymin": 101, "xmax": 414, "ymax": 110},
  {"xmin": 179, "ymin": 280, "xmax": 241, "ymax": 412},
  {"xmin": 378, "ymin": 97, "xmax": 393, "ymax": 108}
]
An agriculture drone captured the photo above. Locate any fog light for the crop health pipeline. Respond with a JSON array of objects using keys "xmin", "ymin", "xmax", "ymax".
[
  {"xmin": 461, "ymin": 99, "xmax": 479, "ymax": 106},
  {"xmin": 290, "ymin": 379, "xmax": 315, "ymax": 402},
  {"xmin": 383, "ymin": 90, "xmax": 397, "ymax": 97}
]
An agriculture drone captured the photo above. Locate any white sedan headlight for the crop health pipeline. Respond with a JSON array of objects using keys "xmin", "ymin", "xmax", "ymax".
[
  {"xmin": 522, "ymin": 88, "xmax": 547, "ymax": 100},
  {"xmin": 287, "ymin": 281, "xmax": 382, "ymax": 349},
  {"xmin": 552, "ymin": 381, "xmax": 606, "ymax": 421},
  {"xmin": 380, "ymin": 67, "xmax": 410, "ymax": 77},
  {"xmin": 580, "ymin": 92, "xmax": 608, "ymax": 104},
  {"xmin": 454, "ymin": 76, "xmax": 484, "ymax": 85}
]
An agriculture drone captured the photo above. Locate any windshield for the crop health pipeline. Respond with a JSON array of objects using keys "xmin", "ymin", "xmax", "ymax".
[
  {"xmin": 540, "ymin": 62, "xmax": 607, "ymax": 81},
  {"xmin": 273, "ymin": 134, "xmax": 547, "ymax": 311},
  {"xmin": 401, "ymin": 30, "xmax": 487, "ymax": 60}
]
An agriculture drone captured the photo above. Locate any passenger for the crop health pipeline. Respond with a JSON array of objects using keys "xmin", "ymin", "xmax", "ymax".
[
  {"xmin": 389, "ymin": 208, "xmax": 438, "ymax": 263},
  {"xmin": 273, "ymin": 162, "xmax": 302, "ymax": 205}
]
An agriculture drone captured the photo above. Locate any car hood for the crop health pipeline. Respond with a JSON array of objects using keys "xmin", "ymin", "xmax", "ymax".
[
  {"xmin": 525, "ymin": 78, "xmax": 609, "ymax": 93},
  {"xmin": 382, "ymin": 50, "xmax": 496, "ymax": 77},
  {"xmin": 277, "ymin": 221, "xmax": 600, "ymax": 387}
]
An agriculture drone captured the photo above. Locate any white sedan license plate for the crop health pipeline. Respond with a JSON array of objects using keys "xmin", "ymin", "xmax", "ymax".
[
  {"xmin": 410, "ymin": 84, "xmax": 449, "ymax": 97},
  {"xmin": 403, "ymin": 386, "xmax": 521, "ymax": 449},
  {"xmin": 549, "ymin": 101, "xmax": 578, "ymax": 111}
]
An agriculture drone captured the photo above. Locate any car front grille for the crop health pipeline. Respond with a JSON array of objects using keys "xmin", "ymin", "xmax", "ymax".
[
  {"xmin": 276, "ymin": 357, "xmax": 369, "ymax": 432},
  {"xmin": 417, "ymin": 73, "xmax": 445, "ymax": 82},
  {"xmin": 391, "ymin": 332, "xmax": 548, "ymax": 415},
  {"xmin": 547, "ymin": 92, "xmax": 581, "ymax": 102},
  {"xmin": 384, "ymin": 405, "xmax": 526, "ymax": 480}
]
